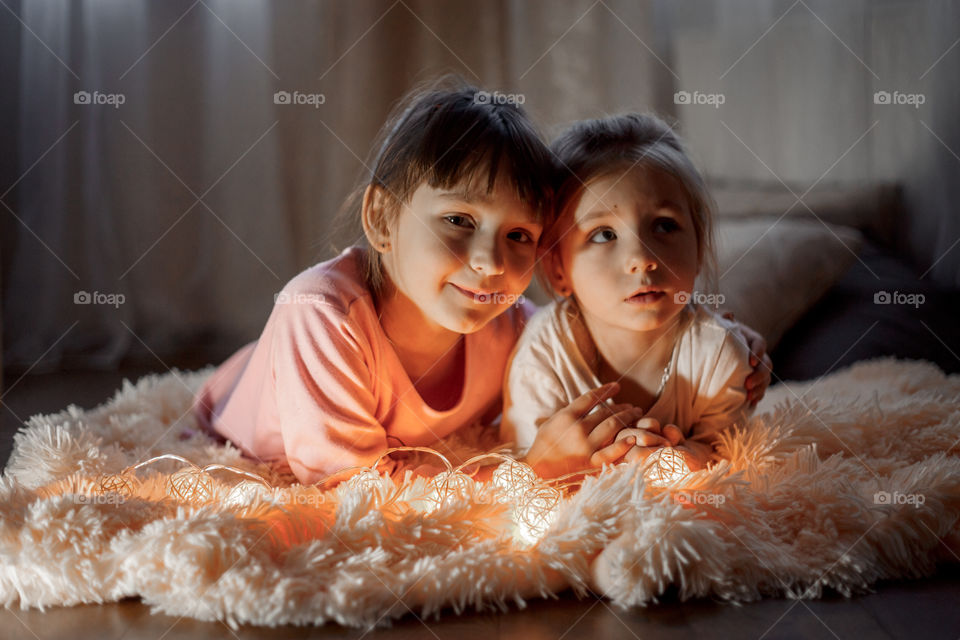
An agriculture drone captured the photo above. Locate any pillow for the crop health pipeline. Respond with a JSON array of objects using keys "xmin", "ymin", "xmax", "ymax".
[
  {"xmin": 706, "ymin": 217, "xmax": 864, "ymax": 349},
  {"xmin": 708, "ymin": 180, "xmax": 899, "ymax": 247}
]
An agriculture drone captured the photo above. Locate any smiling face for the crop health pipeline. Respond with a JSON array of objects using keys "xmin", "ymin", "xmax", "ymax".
[
  {"xmin": 551, "ymin": 165, "xmax": 700, "ymax": 334},
  {"xmin": 376, "ymin": 176, "xmax": 543, "ymax": 335}
]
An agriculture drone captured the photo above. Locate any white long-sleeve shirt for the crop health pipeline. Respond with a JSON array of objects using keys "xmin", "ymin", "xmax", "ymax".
[{"xmin": 501, "ymin": 297, "xmax": 754, "ymax": 455}]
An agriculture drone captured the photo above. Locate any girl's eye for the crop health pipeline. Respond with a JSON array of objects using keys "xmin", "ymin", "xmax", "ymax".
[
  {"xmin": 443, "ymin": 214, "xmax": 473, "ymax": 229},
  {"xmin": 654, "ymin": 217, "xmax": 680, "ymax": 233},
  {"xmin": 507, "ymin": 229, "xmax": 534, "ymax": 244},
  {"xmin": 588, "ymin": 228, "xmax": 617, "ymax": 244}
]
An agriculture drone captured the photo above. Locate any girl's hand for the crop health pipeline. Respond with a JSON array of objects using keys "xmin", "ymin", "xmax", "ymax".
[
  {"xmin": 661, "ymin": 423, "xmax": 685, "ymax": 446},
  {"xmin": 524, "ymin": 382, "xmax": 645, "ymax": 479},
  {"xmin": 614, "ymin": 419, "xmax": 673, "ymax": 448},
  {"xmin": 618, "ymin": 422, "xmax": 687, "ymax": 463},
  {"xmin": 724, "ymin": 312, "xmax": 773, "ymax": 407}
]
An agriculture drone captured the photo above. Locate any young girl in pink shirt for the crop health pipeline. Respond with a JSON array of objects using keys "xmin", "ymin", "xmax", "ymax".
[{"xmin": 193, "ymin": 79, "xmax": 771, "ymax": 486}]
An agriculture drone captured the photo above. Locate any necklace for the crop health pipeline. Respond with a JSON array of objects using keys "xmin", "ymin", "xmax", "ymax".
[
  {"xmin": 595, "ymin": 341, "xmax": 674, "ymax": 400},
  {"xmin": 581, "ymin": 303, "xmax": 682, "ymax": 403},
  {"xmin": 654, "ymin": 356, "xmax": 673, "ymax": 398}
]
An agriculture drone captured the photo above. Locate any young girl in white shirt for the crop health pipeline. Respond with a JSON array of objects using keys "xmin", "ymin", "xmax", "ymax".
[{"xmin": 503, "ymin": 113, "xmax": 757, "ymax": 478}]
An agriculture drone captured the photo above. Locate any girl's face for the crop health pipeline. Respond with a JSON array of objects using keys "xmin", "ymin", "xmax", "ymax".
[
  {"xmin": 553, "ymin": 165, "xmax": 700, "ymax": 333},
  {"xmin": 381, "ymin": 176, "xmax": 543, "ymax": 334}
]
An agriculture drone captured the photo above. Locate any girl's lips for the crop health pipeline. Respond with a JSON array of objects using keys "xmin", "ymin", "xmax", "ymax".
[
  {"xmin": 626, "ymin": 290, "xmax": 666, "ymax": 305},
  {"xmin": 450, "ymin": 283, "xmax": 500, "ymax": 302}
]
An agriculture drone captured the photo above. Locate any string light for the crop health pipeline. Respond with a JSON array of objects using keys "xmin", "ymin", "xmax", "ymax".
[
  {"xmin": 86, "ymin": 445, "xmax": 692, "ymax": 545},
  {"xmin": 491, "ymin": 460, "xmax": 539, "ymax": 501},
  {"xmin": 423, "ymin": 471, "xmax": 474, "ymax": 511},
  {"xmin": 97, "ymin": 472, "xmax": 139, "ymax": 497},
  {"xmin": 644, "ymin": 447, "xmax": 691, "ymax": 487},
  {"xmin": 224, "ymin": 480, "xmax": 272, "ymax": 507},
  {"xmin": 514, "ymin": 484, "xmax": 561, "ymax": 546},
  {"xmin": 167, "ymin": 467, "xmax": 214, "ymax": 502}
]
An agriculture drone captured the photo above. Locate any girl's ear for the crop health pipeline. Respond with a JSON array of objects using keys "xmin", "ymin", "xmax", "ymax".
[
  {"xmin": 361, "ymin": 185, "xmax": 393, "ymax": 252},
  {"xmin": 543, "ymin": 250, "xmax": 571, "ymax": 297}
]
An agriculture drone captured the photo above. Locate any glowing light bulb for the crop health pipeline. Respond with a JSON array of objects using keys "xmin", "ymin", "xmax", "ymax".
[
  {"xmin": 491, "ymin": 460, "xmax": 538, "ymax": 502},
  {"xmin": 424, "ymin": 471, "xmax": 473, "ymax": 511},
  {"xmin": 224, "ymin": 481, "xmax": 271, "ymax": 507},
  {"xmin": 166, "ymin": 468, "xmax": 214, "ymax": 502},
  {"xmin": 98, "ymin": 473, "xmax": 138, "ymax": 497},
  {"xmin": 644, "ymin": 447, "xmax": 690, "ymax": 487},
  {"xmin": 514, "ymin": 486, "xmax": 561, "ymax": 546}
]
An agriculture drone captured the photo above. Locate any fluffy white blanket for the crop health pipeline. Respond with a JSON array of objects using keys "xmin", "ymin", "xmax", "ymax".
[{"xmin": 1, "ymin": 358, "xmax": 958, "ymax": 629}]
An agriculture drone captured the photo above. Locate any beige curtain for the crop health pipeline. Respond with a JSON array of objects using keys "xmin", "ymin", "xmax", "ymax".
[
  {"xmin": 3, "ymin": 0, "xmax": 669, "ymax": 371},
  {"xmin": 3, "ymin": 0, "xmax": 957, "ymax": 373}
]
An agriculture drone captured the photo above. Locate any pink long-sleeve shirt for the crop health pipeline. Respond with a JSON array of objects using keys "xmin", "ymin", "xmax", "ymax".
[{"xmin": 193, "ymin": 247, "xmax": 532, "ymax": 485}]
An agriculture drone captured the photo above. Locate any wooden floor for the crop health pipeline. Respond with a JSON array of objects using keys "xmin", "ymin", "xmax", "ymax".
[{"xmin": 2, "ymin": 366, "xmax": 959, "ymax": 640}]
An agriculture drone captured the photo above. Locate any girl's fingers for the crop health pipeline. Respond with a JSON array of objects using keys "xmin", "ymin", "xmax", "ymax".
[
  {"xmin": 614, "ymin": 427, "xmax": 670, "ymax": 448},
  {"xmin": 633, "ymin": 430, "xmax": 671, "ymax": 448},
  {"xmin": 635, "ymin": 417, "xmax": 662, "ymax": 434},
  {"xmin": 580, "ymin": 402, "xmax": 636, "ymax": 434},
  {"xmin": 590, "ymin": 436, "xmax": 635, "ymax": 467},
  {"xmin": 567, "ymin": 382, "xmax": 620, "ymax": 420},
  {"xmin": 587, "ymin": 408, "xmax": 646, "ymax": 448},
  {"xmin": 662, "ymin": 424, "xmax": 685, "ymax": 446},
  {"xmin": 578, "ymin": 403, "xmax": 618, "ymax": 434}
]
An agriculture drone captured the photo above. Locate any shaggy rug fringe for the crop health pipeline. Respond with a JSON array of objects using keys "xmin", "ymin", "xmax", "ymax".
[{"xmin": 1, "ymin": 357, "xmax": 958, "ymax": 628}]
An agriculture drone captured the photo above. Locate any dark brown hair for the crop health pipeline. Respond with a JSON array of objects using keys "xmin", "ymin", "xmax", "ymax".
[{"xmin": 346, "ymin": 75, "xmax": 555, "ymax": 293}]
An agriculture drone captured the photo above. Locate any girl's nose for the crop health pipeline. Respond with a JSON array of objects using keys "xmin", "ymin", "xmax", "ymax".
[
  {"xmin": 626, "ymin": 242, "xmax": 658, "ymax": 274},
  {"xmin": 469, "ymin": 239, "xmax": 505, "ymax": 275}
]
